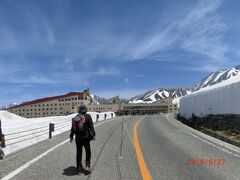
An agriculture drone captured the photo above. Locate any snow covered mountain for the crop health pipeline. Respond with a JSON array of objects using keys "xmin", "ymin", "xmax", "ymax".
[
  {"xmin": 129, "ymin": 65, "xmax": 240, "ymax": 104},
  {"xmin": 1, "ymin": 103, "xmax": 18, "ymax": 110},
  {"xmin": 129, "ymin": 88, "xmax": 190, "ymax": 104},
  {"xmin": 192, "ymin": 65, "xmax": 240, "ymax": 92}
]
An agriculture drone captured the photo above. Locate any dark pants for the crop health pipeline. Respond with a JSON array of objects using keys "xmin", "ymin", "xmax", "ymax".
[{"xmin": 75, "ymin": 138, "xmax": 91, "ymax": 170}]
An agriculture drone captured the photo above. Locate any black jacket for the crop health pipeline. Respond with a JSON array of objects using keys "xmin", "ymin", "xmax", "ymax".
[{"xmin": 70, "ymin": 113, "xmax": 95, "ymax": 140}]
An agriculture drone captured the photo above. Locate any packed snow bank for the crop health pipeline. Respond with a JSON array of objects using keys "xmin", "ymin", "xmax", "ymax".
[
  {"xmin": 179, "ymin": 81, "xmax": 240, "ymax": 119},
  {"xmin": 0, "ymin": 111, "xmax": 116, "ymax": 155}
]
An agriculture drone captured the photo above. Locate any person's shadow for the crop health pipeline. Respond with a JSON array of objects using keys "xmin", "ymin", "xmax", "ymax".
[
  {"xmin": 62, "ymin": 166, "xmax": 78, "ymax": 176},
  {"xmin": 62, "ymin": 166, "xmax": 92, "ymax": 176}
]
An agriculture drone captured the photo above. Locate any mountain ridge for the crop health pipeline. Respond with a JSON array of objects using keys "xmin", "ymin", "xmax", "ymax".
[{"xmin": 129, "ymin": 64, "xmax": 240, "ymax": 104}]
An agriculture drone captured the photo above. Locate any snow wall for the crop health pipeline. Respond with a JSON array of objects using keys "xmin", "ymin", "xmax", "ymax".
[
  {"xmin": 179, "ymin": 82, "xmax": 240, "ymax": 119},
  {"xmin": 0, "ymin": 111, "xmax": 116, "ymax": 155}
]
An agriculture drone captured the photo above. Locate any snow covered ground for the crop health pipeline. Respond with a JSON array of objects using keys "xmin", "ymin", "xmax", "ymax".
[{"xmin": 0, "ymin": 110, "xmax": 116, "ymax": 155}]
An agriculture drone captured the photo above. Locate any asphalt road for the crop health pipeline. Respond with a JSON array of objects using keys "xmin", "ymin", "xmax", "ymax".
[{"xmin": 1, "ymin": 115, "xmax": 240, "ymax": 180}]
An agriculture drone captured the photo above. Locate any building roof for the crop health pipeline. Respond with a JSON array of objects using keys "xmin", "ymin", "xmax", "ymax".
[{"xmin": 7, "ymin": 92, "xmax": 86, "ymax": 109}]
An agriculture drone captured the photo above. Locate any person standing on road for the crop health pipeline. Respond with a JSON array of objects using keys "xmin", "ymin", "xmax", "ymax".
[{"xmin": 70, "ymin": 104, "xmax": 96, "ymax": 175}]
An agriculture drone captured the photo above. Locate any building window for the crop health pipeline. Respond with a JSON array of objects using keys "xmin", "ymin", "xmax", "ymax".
[
  {"xmin": 42, "ymin": 108, "xmax": 45, "ymax": 111},
  {"xmin": 47, "ymin": 104, "xmax": 49, "ymax": 106}
]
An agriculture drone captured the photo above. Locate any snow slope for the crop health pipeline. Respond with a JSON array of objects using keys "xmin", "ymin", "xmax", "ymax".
[
  {"xmin": 0, "ymin": 111, "xmax": 116, "ymax": 155},
  {"xmin": 129, "ymin": 88, "xmax": 190, "ymax": 104},
  {"xmin": 192, "ymin": 65, "xmax": 240, "ymax": 92}
]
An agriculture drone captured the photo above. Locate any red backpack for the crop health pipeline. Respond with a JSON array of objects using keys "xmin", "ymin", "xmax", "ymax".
[{"xmin": 72, "ymin": 114, "xmax": 86, "ymax": 132}]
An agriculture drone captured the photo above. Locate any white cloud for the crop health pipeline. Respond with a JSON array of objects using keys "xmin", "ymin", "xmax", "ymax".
[
  {"xmin": 0, "ymin": 0, "xmax": 230, "ymax": 80},
  {"xmin": 180, "ymin": 0, "xmax": 223, "ymax": 27},
  {"xmin": 130, "ymin": 0, "xmax": 228, "ymax": 68},
  {"xmin": 94, "ymin": 67, "xmax": 119, "ymax": 76},
  {"xmin": 191, "ymin": 64, "xmax": 221, "ymax": 72},
  {"xmin": 124, "ymin": 78, "xmax": 129, "ymax": 84},
  {"xmin": 179, "ymin": 0, "xmax": 227, "ymax": 61}
]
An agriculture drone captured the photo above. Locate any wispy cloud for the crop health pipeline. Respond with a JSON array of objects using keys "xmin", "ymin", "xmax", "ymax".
[
  {"xmin": 124, "ymin": 78, "xmax": 129, "ymax": 84},
  {"xmin": 136, "ymin": 0, "xmax": 227, "ymax": 65},
  {"xmin": 179, "ymin": 0, "xmax": 227, "ymax": 61},
  {"xmin": 94, "ymin": 67, "xmax": 119, "ymax": 76},
  {"xmin": 0, "ymin": 0, "xmax": 228, "ymax": 72},
  {"xmin": 187, "ymin": 64, "xmax": 221, "ymax": 73}
]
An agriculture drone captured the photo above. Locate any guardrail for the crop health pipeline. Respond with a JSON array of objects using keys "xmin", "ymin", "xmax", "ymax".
[
  {"xmin": 2, "ymin": 112, "xmax": 115, "ymax": 153},
  {"xmin": 4, "ymin": 118, "xmax": 71, "ymax": 147}
]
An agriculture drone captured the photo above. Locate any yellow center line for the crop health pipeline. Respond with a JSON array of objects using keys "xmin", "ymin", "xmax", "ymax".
[{"xmin": 133, "ymin": 118, "xmax": 152, "ymax": 180}]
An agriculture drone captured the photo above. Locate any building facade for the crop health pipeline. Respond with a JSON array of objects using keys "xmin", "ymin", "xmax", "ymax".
[
  {"xmin": 121, "ymin": 98, "xmax": 177, "ymax": 115},
  {"xmin": 7, "ymin": 91, "xmax": 178, "ymax": 118},
  {"xmin": 7, "ymin": 92, "xmax": 92, "ymax": 118}
]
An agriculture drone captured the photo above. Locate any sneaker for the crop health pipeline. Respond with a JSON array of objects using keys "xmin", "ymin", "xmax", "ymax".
[
  {"xmin": 77, "ymin": 171, "xmax": 82, "ymax": 176},
  {"xmin": 85, "ymin": 165, "xmax": 92, "ymax": 173}
]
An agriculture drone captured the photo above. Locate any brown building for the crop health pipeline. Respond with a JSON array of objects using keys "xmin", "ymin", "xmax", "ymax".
[
  {"xmin": 7, "ymin": 90, "xmax": 177, "ymax": 118},
  {"xmin": 7, "ymin": 91, "xmax": 92, "ymax": 118}
]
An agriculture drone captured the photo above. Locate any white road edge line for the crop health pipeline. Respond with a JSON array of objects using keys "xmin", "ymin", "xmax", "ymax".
[
  {"xmin": 1, "ymin": 118, "xmax": 116, "ymax": 180},
  {"xmin": 165, "ymin": 114, "xmax": 240, "ymax": 158}
]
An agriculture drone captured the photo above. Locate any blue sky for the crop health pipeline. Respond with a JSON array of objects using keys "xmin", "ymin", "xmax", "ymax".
[{"xmin": 0, "ymin": 0, "xmax": 240, "ymax": 106}]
